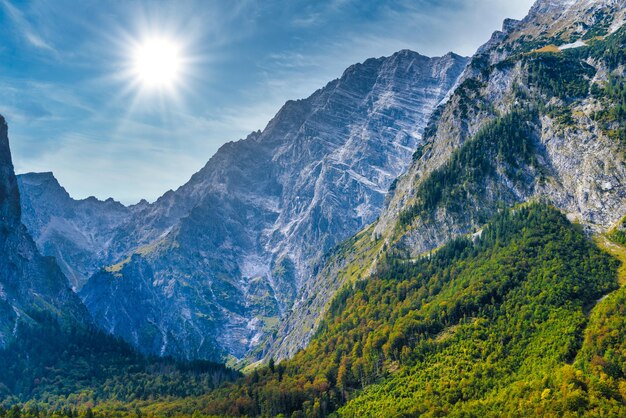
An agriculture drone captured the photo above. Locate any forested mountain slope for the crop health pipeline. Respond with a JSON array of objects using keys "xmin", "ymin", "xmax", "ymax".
[
  {"xmin": 261, "ymin": 0, "xmax": 626, "ymax": 362},
  {"xmin": 2, "ymin": 0, "xmax": 626, "ymax": 416},
  {"xmin": 69, "ymin": 204, "xmax": 626, "ymax": 417}
]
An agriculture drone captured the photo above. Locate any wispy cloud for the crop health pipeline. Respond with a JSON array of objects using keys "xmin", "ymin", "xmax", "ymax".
[{"xmin": 1, "ymin": 0, "xmax": 56, "ymax": 52}]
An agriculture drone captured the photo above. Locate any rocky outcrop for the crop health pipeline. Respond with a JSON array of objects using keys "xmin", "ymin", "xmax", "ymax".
[
  {"xmin": 378, "ymin": 0, "xmax": 626, "ymax": 245},
  {"xmin": 0, "ymin": 117, "xmax": 20, "ymax": 227},
  {"xmin": 15, "ymin": 0, "xmax": 625, "ymax": 365}
]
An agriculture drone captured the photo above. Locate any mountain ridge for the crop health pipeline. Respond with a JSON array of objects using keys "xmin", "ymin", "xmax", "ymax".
[{"xmin": 4, "ymin": 0, "xmax": 626, "ymax": 416}]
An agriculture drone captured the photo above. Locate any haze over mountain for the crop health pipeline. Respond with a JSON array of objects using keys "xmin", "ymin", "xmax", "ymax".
[{"xmin": 17, "ymin": 172, "xmax": 132, "ymax": 290}]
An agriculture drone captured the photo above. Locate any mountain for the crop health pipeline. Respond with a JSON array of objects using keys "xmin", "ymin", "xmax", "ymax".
[
  {"xmin": 4, "ymin": 0, "xmax": 626, "ymax": 416},
  {"xmin": 260, "ymin": 0, "xmax": 626, "ymax": 361},
  {"xmin": 0, "ymin": 115, "xmax": 88, "ymax": 348},
  {"xmin": 97, "ymin": 1, "xmax": 626, "ymax": 414},
  {"xmin": 19, "ymin": 50, "xmax": 469, "ymax": 361},
  {"xmin": 17, "ymin": 172, "xmax": 132, "ymax": 290},
  {"xmin": 0, "ymin": 116, "xmax": 240, "ymax": 405},
  {"xmin": 377, "ymin": 0, "xmax": 626, "ymax": 253}
]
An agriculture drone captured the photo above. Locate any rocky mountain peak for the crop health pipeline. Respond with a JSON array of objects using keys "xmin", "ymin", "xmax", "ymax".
[
  {"xmin": 50, "ymin": 50, "xmax": 469, "ymax": 361},
  {"xmin": 261, "ymin": 0, "xmax": 626, "ymax": 362},
  {"xmin": 17, "ymin": 171, "xmax": 132, "ymax": 290},
  {"xmin": 502, "ymin": 18, "xmax": 522, "ymax": 33},
  {"xmin": 18, "ymin": 171, "xmax": 70, "ymax": 200},
  {"xmin": 462, "ymin": 0, "xmax": 625, "ymax": 94},
  {"xmin": 526, "ymin": 0, "xmax": 624, "ymax": 22},
  {"xmin": 0, "ymin": 115, "xmax": 21, "ymax": 227},
  {"xmin": 528, "ymin": 0, "xmax": 590, "ymax": 14}
]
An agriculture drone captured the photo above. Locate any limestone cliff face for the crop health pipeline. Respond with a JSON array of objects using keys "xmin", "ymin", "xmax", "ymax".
[
  {"xmin": 377, "ymin": 0, "xmax": 626, "ymax": 248},
  {"xmin": 19, "ymin": 51, "xmax": 468, "ymax": 361},
  {"xmin": 0, "ymin": 116, "xmax": 89, "ymax": 348},
  {"xmin": 21, "ymin": 0, "xmax": 624, "ymax": 364}
]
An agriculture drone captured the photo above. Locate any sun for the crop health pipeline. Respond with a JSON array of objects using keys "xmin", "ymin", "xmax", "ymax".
[{"xmin": 132, "ymin": 37, "xmax": 182, "ymax": 89}]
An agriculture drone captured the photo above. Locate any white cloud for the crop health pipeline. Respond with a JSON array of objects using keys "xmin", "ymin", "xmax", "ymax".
[{"xmin": 1, "ymin": 0, "xmax": 56, "ymax": 52}]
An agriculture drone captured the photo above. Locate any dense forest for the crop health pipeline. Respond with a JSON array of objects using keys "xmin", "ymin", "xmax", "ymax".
[
  {"xmin": 6, "ymin": 203, "xmax": 625, "ymax": 417},
  {"xmin": 398, "ymin": 109, "xmax": 538, "ymax": 227},
  {"xmin": 0, "ymin": 316, "xmax": 240, "ymax": 411}
]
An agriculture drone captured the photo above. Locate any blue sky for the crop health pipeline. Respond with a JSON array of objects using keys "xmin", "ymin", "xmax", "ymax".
[{"xmin": 0, "ymin": 0, "xmax": 535, "ymax": 204}]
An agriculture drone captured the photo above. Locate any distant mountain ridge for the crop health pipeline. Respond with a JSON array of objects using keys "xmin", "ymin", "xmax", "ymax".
[
  {"xmin": 17, "ymin": 172, "xmax": 131, "ymax": 290},
  {"xmin": 19, "ymin": 50, "xmax": 469, "ymax": 360},
  {"xmin": 0, "ymin": 117, "xmax": 240, "ymax": 404}
]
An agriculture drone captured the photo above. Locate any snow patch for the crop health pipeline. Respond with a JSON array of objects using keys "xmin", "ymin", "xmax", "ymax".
[
  {"xmin": 182, "ymin": 307, "xmax": 192, "ymax": 320},
  {"xmin": 609, "ymin": 12, "xmax": 626, "ymax": 35},
  {"xmin": 160, "ymin": 330, "xmax": 168, "ymax": 356},
  {"xmin": 12, "ymin": 307, "xmax": 21, "ymax": 336},
  {"xmin": 559, "ymin": 40, "xmax": 586, "ymax": 50},
  {"xmin": 240, "ymin": 255, "xmax": 271, "ymax": 279},
  {"xmin": 159, "ymin": 226, "xmax": 174, "ymax": 239},
  {"xmin": 247, "ymin": 317, "xmax": 263, "ymax": 347},
  {"xmin": 471, "ymin": 229, "xmax": 484, "ymax": 241}
]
